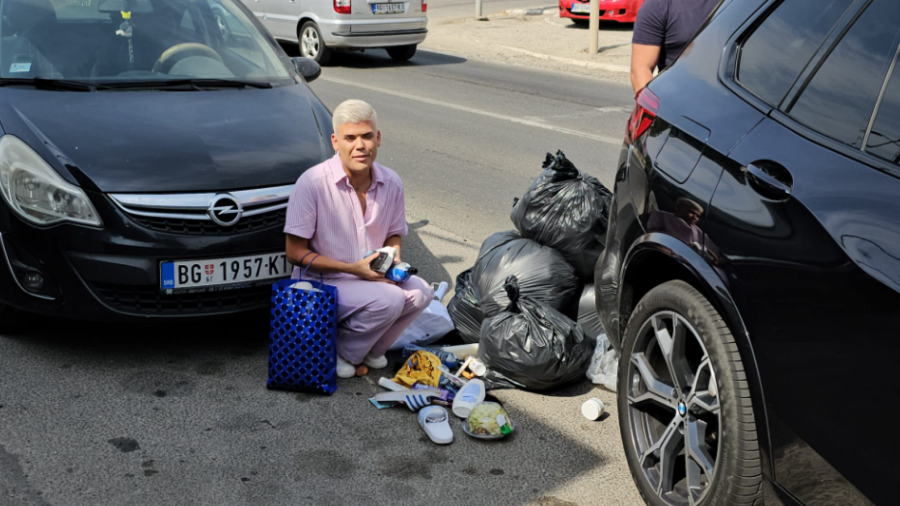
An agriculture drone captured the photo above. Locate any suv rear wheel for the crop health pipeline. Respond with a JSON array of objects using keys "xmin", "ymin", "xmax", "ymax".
[
  {"xmin": 300, "ymin": 22, "xmax": 333, "ymax": 65},
  {"xmin": 618, "ymin": 280, "xmax": 763, "ymax": 506}
]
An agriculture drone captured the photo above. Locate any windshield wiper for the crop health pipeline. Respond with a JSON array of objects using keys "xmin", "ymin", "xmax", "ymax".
[
  {"xmin": 101, "ymin": 78, "xmax": 274, "ymax": 90},
  {"xmin": 0, "ymin": 78, "xmax": 98, "ymax": 92}
]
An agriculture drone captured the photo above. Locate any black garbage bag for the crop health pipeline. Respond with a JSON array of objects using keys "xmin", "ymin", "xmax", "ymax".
[
  {"xmin": 510, "ymin": 150, "xmax": 612, "ymax": 279},
  {"xmin": 576, "ymin": 284, "xmax": 604, "ymax": 341},
  {"xmin": 478, "ymin": 230, "xmax": 521, "ymax": 260},
  {"xmin": 447, "ymin": 269, "xmax": 484, "ymax": 343},
  {"xmin": 478, "ymin": 277, "xmax": 593, "ymax": 391},
  {"xmin": 472, "ymin": 237, "xmax": 579, "ymax": 318}
]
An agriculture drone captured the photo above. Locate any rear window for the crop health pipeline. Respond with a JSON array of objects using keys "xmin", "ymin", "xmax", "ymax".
[
  {"xmin": 789, "ymin": 0, "xmax": 900, "ymax": 148},
  {"xmin": 737, "ymin": 0, "xmax": 855, "ymax": 107},
  {"xmin": 866, "ymin": 69, "xmax": 900, "ymax": 165}
]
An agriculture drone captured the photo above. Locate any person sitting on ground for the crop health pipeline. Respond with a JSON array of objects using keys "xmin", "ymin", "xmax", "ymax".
[
  {"xmin": 284, "ymin": 99, "xmax": 434, "ymax": 379},
  {"xmin": 630, "ymin": 0, "xmax": 720, "ymax": 94}
]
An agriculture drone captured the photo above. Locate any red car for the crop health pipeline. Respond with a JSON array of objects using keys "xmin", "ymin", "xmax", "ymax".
[{"xmin": 559, "ymin": 0, "xmax": 645, "ymax": 24}]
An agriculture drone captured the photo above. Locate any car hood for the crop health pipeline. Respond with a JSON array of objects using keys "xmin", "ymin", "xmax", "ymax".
[{"xmin": 0, "ymin": 85, "xmax": 332, "ymax": 193}]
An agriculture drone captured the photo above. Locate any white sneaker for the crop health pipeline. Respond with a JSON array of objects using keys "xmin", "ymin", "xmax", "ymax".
[
  {"xmin": 336, "ymin": 356, "xmax": 356, "ymax": 378},
  {"xmin": 364, "ymin": 354, "xmax": 388, "ymax": 370}
]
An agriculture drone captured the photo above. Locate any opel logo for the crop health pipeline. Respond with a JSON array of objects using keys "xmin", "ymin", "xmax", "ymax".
[{"xmin": 208, "ymin": 194, "xmax": 243, "ymax": 227}]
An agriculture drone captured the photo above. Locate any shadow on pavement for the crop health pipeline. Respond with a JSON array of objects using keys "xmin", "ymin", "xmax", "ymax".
[
  {"xmin": 279, "ymin": 41, "xmax": 467, "ymax": 69},
  {"xmin": 0, "ymin": 221, "xmax": 613, "ymax": 506}
]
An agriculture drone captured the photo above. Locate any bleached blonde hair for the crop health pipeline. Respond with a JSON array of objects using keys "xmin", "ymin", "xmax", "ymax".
[{"xmin": 332, "ymin": 99, "xmax": 378, "ymax": 133}]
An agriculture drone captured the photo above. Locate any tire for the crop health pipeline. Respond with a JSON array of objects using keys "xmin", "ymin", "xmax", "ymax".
[
  {"xmin": 299, "ymin": 22, "xmax": 332, "ymax": 65},
  {"xmin": 387, "ymin": 44, "xmax": 416, "ymax": 62},
  {"xmin": 618, "ymin": 280, "xmax": 762, "ymax": 506},
  {"xmin": 0, "ymin": 302, "xmax": 28, "ymax": 335}
]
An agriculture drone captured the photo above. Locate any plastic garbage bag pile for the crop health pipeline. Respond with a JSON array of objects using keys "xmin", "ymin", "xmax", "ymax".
[{"xmin": 448, "ymin": 151, "xmax": 614, "ymax": 390}]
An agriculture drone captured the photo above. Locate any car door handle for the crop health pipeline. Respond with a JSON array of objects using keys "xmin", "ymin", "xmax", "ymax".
[{"xmin": 742, "ymin": 162, "xmax": 793, "ymax": 200}]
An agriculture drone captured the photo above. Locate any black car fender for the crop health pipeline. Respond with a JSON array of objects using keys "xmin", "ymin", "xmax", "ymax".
[{"xmin": 620, "ymin": 232, "xmax": 774, "ymax": 478}]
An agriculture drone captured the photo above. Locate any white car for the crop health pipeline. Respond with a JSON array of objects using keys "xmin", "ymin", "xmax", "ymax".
[{"xmin": 239, "ymin": 0, "xmax": 427, "ymax": 63}]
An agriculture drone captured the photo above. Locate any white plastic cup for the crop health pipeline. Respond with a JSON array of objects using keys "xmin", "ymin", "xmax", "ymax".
[
  {"xmin": 469, "ymin": 358, "xmax": 487, "ymax": 377},
  {"xmin": 582, "ymin": 398, "xmax": 605, "ymax": 421}
]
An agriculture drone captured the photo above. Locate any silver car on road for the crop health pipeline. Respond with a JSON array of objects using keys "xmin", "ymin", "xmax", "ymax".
[{"xmin": 239, "ymin": 0, "xmax": 427, "ymax": 64}]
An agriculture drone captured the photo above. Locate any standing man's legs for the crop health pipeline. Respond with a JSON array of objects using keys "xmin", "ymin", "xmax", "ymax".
[{"xmin": 330, "ymin": 277, "xmax": 433, "ymax": 364}]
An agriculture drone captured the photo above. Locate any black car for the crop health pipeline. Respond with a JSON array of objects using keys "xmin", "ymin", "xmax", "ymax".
[
  {"xmin": 0, "ymin": 0, "xmax": 332, "ymax": 331},
  {"xmin": 595, "ymin": 0, "xmax": 900, "ymax": 505}
]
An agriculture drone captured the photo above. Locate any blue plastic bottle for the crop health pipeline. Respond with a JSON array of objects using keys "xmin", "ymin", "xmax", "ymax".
[{"xmin": 385, "ymin": 262, "xmax": 417, "ymax": 283}]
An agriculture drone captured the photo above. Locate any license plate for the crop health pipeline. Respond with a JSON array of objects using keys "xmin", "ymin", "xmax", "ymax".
[
  {"xmin": 373, "ymin": 3, "xmax": 405, "ymax": 14},
  {"xmin": 160, "ymin": 252, "xmax": 289, "ymax": 293},
  {"xmin": 571, "ymin": 3, "xmax": 590, "ymax": 13}
]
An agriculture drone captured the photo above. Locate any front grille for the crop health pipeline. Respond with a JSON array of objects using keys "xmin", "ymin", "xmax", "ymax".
[
  {"xmin": 91, "ymin": 282, "xmax": 271, "ymax": 315},
  {"xmin": 109, "ymin": 185, "xmax": 293, "ymax": 237},
  {"xmin": 131, "ymin": 210, "xmax": 286, "ymax": 236}
]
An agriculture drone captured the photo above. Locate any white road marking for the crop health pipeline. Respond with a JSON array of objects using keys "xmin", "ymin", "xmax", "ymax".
[{"xmin": 319, "ymin": 76, "xmax": 623, "ymax": 145}]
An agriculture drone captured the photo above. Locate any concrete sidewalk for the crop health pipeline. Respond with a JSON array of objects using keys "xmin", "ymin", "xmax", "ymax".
[{"xmin": 422, "ymin": 7, "xmax": 634, "ymax": 82}]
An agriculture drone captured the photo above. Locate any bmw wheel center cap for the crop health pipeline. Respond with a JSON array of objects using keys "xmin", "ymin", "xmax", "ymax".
[{"xmin": 678, "ymin": 401, "xmax": 687, "ymax": 417}]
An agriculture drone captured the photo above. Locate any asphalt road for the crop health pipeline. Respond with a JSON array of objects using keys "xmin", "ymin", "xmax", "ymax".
[{"xmin": 0, "ymin": 50, "xmax": 640, "ymax": 506}]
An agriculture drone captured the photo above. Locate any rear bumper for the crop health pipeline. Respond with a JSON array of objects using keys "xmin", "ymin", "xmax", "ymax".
[
  {"xmin": 558, "ymin": 0, "xmax": 640, "ymax": 22},
  {"xmin": 322, "ymin": 17, "xmax": 428, "ymax": 48},
  {"xmin": 0, "ymin": 191, "xmax": 285, "ymax": 321}
]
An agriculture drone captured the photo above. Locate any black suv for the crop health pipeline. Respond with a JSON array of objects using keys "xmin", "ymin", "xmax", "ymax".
[{"xmin": 595, "ymin": 0, "xmax": 899, "ymax": 505}]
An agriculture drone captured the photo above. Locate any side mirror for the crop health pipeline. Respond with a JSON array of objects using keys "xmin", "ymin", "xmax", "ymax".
[{"xmin": 292, "ymin": 57, "xmax": 321, "ymax": 83}]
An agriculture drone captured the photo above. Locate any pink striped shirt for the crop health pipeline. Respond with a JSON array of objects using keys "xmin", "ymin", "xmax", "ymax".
[{"xmin": 284, "ymin": 154, "xmax": 408, "ymax": 279}]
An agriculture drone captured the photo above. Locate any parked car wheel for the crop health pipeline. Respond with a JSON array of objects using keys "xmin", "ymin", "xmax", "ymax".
[
  {"xmin": 0, "ymin": 303, "xmax": 27, "ymax": 335},
  {"xmin": 618, "ymin": 280, "xmax": 762, "ymax": 506},
  {"xmin": 387, "ymin": 44, "xmax": 417, "ymax": 61},
  {"xmin": 300, "ymin": 22, "xmax": 332, "ymax": 65}
]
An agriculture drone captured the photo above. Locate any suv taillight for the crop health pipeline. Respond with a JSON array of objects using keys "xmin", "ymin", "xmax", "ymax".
[
  {"xmin": 625, "ymin": 88, "xmax": 659, "ymax": 146},
  {"xmin": 422, "ymin": 0, "xmax": 427, "ymax": 11},
  {"xmin": 334, "ymin": 0, "xmax": 351, "ymax": 14}
]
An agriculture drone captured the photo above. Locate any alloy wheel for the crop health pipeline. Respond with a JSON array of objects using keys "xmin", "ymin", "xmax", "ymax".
[
  {"xmin": 301, "ymin": 27, "xmax": 320, "ymax": 59},
  {"xmin": 627, "ymin": 311, "xmax": 721, "ymax": 506}
]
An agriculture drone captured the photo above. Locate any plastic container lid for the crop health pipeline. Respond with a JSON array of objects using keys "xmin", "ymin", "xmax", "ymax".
[{"xmin": 581, "ymin": 398, "xmax": 605, "ymax": 421}]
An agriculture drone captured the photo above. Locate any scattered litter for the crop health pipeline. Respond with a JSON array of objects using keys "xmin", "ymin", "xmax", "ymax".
[
  {"xmin": 411, "ymin": 383, "xmax": 456, "ymax": 402},
  {"xmin": 455, "ymin": 356, "xmax": 487, "ymax": 378},
  {"xmin": 394, "ymin": 351, "xmax": 443, "ymax": 388},
  {"xmin": 369, "ymin": 397, "xmax": 393, "ymax": 410},
  {"xmin": 510, "ymin": 150, "xmax": 612, "ymax": 279},
  {"xmin": 378, "ymin": 377, "xmax": 409, "ymax": 392},
  {"xmin": 374, "ymin": 390, "xmax": 441, "ymax": 411},
  {"xmin": 586, "ymin": 328, "xmax": 618, "ymax": 392},
  {"xmin": 441, "ymin": 343, "xmax": 479, "ymax": 360},
  {"xmin": 581, "ymin": 398, "xmax": 605, "ymax": 421},
  {"xmin": 390, "ymin": 282, "xmax": 454, "ymax": 350},
  {"xmin": 452, "ymin": 379, "xmax": 486, "ymax": 418},
  {"xmin": 462, "ymin": 402, "xmax": 514, "ymax": 439},
  {"xmin": 419, "ymin": 406, "xmax": 454, "ymax": 445},
  {"xmin": 403, "ymin": 344, "xmax": 461, "ymax": 368},
  {"xmin": 478, "ymin": 276, "xmax": 592, "ymax": 391}
]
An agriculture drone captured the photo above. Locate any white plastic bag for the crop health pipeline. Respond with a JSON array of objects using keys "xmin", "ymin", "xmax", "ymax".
[
  {"xmin": 389, "ymin": 282, "xmax": 454, "ymax": 351},
  {"xmin": 586, "ymin": 326, "xmax": 618, "ymax": 392}
]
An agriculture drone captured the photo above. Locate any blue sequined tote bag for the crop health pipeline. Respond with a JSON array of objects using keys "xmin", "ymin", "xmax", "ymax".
[{"xmin": 267, "ymin": 253, "xmax": 339, "ymax": 395}]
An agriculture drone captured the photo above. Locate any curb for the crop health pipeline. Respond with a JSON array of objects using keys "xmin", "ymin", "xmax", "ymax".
[
  {"xmin": 492, "ymin": 5, "xmax": 556, "ymax": 17},
  {"xmin": 496, "ymin": 45, "xmax": 630, "ymax": 73}
]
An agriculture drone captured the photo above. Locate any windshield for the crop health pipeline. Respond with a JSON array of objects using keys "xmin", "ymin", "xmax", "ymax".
[{"xmin": 0, "ymin": 0, "xmax": 292, "ymax": 84}]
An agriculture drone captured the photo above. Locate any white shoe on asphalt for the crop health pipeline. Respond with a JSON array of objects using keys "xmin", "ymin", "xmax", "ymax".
[
  {"xmin": 364, "ymin": 354, "xmax": 388, "ymax": 370},
  {"xmin": 336, "ymin": 356, "xmax": 356, "ymax": 378}
]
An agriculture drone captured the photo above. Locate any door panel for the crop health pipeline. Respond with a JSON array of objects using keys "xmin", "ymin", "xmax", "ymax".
[
  {"xmin": 705, "ymin": 117, "xmax": 899, "ymax": 506},
  {"xmin": 264, "ymin": 0, "xmax": 300, "ymax": 39}
]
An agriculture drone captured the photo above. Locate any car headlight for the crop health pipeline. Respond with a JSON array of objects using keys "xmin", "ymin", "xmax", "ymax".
[{"xmin": 0, "ymin": 135, "xmax": 102, "ymax": 227}]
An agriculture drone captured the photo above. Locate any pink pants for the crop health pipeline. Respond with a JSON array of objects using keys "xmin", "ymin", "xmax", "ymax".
[{"xmin": 329, "ymin": 275, "xmax": 433, "ymax": 364}]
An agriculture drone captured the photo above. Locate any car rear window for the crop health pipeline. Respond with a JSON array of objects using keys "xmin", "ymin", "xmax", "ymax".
[
  {"xmin": 737, "ymin": 0, "xmax": 855, "ymax": 107},
  {"xmin": 865, "ymin": 68, "xmax": 900, "ymax": 165},
  {"xmin": 789, "ymin": 0, "xmax": 900, "ymax": 149}
]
